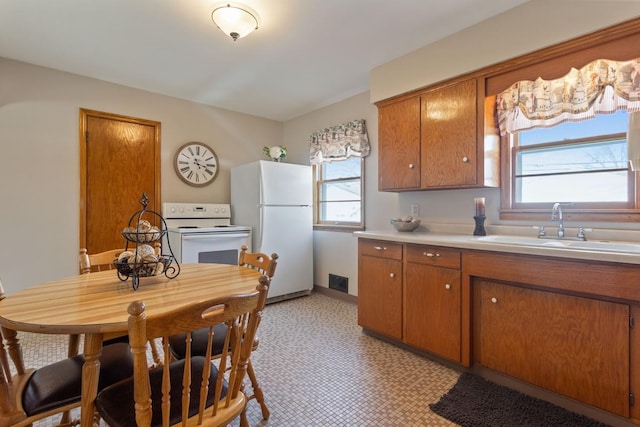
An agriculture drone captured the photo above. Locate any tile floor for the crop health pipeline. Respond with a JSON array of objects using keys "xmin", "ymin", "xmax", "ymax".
[{"xmin": 21, "ymin": 292, "xmax": 460, "ymax": 426}]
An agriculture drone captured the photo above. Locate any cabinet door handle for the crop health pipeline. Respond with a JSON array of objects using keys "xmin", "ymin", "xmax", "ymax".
[
  {"xmin": 409, "ymin": 163, "xmax": 415, "ymax": 169},
  {"xmin": 445, "ymin": 283, "xmax": 451, "ymax": 290},
  {"xmin": 389, "ymin": 273, "xmax": 395, "ymax": 278},
  {"xmin": 423, "ymin": 252, "xmax": 440, "ymax": 257},
  {"xmin": 374, "ymin": 246, "xmax": 387, "ymax": 251},
  {"xmin": 491, "ymin": 297, "xmax": 498, "ymax": 304},
  {"xmin": 462, "ymin": 156, "xmax": 469, "ymax": 163}
]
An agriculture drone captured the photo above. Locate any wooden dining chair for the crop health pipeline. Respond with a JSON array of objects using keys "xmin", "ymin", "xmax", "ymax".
[
  {"xmin": 77, "ymin": 248, "xmax": 162, "ymax": 365},
  {"xmin": 95, "ymin": 275, "xmax": 270, "ymax": 427},
  {"xmin": 0, "ymin": 278, "xmax": 13, "ymax": 386},
  {"xmin": 0, "ymin": 279, "xmax": 134, "ymax": 427},
  {"xmin": 168, "ymin": 245, "xmax": 278, "ymax": 424},
  {"xmin": 79, "ymin": 248, "xmax": 123, "ymax": 274}
]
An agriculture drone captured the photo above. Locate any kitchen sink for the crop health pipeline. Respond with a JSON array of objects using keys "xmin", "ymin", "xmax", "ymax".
[{"xmin": 473, "ymin": 235, "xmax": 640, "ymax": 254}]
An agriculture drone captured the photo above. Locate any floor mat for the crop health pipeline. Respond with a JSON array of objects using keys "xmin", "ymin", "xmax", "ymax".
[{"xmin": 430, "ymin": 372, "xmax": 611, "ymax": 427}]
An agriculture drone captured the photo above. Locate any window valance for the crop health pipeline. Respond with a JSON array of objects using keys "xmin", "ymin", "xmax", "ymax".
[
  {"xmin": 309, "ymin": 119, "xmax": 370, "ymax": 165},
  {"xmin": 496, "ymin": 58, "xmax": 640, "ymax": 135}
]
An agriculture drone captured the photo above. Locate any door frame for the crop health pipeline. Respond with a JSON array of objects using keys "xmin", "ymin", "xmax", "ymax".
[{"xmin": 79, "ymin": 108, "xmax": 162, "ymax": 251}]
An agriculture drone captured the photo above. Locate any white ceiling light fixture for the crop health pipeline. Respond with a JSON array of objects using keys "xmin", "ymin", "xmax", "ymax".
[{"xmin": 211, "ymin": 2, "xmax": 260, "ymax": 41}]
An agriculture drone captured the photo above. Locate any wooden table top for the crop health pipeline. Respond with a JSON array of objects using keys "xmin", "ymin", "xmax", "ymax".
[{"xmin": 0, "ymin": 263, "xmax": 262, "ymax": 335}]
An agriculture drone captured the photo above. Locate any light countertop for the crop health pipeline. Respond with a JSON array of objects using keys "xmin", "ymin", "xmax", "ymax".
[{"xmin": 354, "ymin": 228, "xmax": 640, "ymax": 265}]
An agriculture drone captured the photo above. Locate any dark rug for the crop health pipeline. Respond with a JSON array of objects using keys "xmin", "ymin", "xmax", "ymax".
[{"xmin": 429, "ymin": 373, "xmax": 611, "ymax": 427}]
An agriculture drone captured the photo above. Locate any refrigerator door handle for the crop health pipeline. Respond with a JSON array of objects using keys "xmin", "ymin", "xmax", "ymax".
[{"xmin": 258, "ymin": 207, "xmax": 264, "ymax": 249}]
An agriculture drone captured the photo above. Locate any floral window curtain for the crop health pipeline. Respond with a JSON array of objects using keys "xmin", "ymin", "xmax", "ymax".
[
  {"xmin": 309, "ymin": 119, "xmax": 370, "ymax": 164},
  {"xmin": 496, "ymin": 58, "xmax": 640, "ymax": 135}
]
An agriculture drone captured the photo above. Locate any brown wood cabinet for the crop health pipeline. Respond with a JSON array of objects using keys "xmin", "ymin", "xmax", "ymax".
[
  {"xmin": 404, "ymin": 245, "xmax": 461, "ymax": 362},
  {"xmin": 358, "ymin": 235, "xmax": 640, "ymax": 424},
  {"xmin": 357, "ymin": 239, "xmax": 403, "ymax": 340},
  {"xmin": 378, "ymin": 96, "xmax": 421, "ymax": 190},
  {"xmin": 421, "ymin": 79, "xmax": 478, "ymax": 187},
  {"xmin": 474, "ymin": 279, "xmax": 629, "ymax": 417},
  {"xmin": 377, "ymin": 78, "xmax": 498, "ymax": 191}
]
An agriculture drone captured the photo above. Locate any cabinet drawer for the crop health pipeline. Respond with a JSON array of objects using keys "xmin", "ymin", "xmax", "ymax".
[
  {"xmin": 404, "ymin": 244, "xmax": 460, "ymax": 269},
  {"xmin": 359, "ymin": 239, "xmax": 402, "ymax": 260}
]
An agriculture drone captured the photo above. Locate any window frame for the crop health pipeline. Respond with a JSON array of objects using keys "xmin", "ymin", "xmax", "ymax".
[
  {"xmin": 474, "ymin": 17, "xmax": 640, "ymax": 223},
  {"xmin": 313, "ymin": 158, "xmax": 365, "ymax": 232},
  {"xmin": 499, "ymin": 128, "xmax": 640, "ymax": 223},
  {"xmin": 511, "ymin": 131, "xmax": 634, "ymax": 209}
]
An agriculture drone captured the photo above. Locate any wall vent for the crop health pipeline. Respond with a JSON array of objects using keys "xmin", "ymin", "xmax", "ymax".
[{"xmin": 329, "ymin": 274, "xmax": 348, "ymax": 293}]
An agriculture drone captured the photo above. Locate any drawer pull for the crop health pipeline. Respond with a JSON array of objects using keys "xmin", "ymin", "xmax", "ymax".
[
  {"xmin": 389, "ymin": 273, "xmax": 395, "ymax": 278},
  {"xmin": 373, "ymin": 246, "xmax": 387, "ymax": 251},
  {"xmin": 409, "ymin": 163, "xmax": 415, "ymax": 169},
  {"xmin": 445, "ymin": 283, "xmax": 451, "ymax": 290},
  {"xmin": 491, "ymin": 297, "xmax": 498, "ymax": 304},
  {"xmin": 423, "ymin": 252, "xmax": 440, "ymax": 257},
  {"xmin": 462, "ymin": 156, "xmax": 469, "ymax": 163}
]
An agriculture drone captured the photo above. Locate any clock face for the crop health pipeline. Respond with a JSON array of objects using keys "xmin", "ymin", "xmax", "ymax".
[{"xmin": 174, "ymin": 142, "xmax": 219, "ymax": 187}]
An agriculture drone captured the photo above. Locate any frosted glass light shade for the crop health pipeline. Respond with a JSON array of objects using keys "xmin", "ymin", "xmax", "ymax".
[{"xmin": 211, "ymin": 3, "xmax": 260, "ymax": 41}]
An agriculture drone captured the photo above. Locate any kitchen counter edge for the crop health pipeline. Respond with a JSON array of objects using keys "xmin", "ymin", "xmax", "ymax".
[{"xmin": 353, "ymin": 230, "xmax": 640, "ymax": 265}]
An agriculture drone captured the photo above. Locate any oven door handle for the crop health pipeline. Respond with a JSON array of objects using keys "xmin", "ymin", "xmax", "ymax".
[{"xmin": 181, "ymin": 233, "xmax": 250, "ymax": 241}]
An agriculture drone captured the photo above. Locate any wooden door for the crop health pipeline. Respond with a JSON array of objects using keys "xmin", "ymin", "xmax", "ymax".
[
  {"xmin": 421, "ymin": 79, "xmax": 477, "ymax": 187},
  {"xmin": 378, "ymin": 96, "xmax": 421, "ymax": 190},
  {"xmin": 404, "ymin": 263, "xmax": 461, "ymax": 362},
  {"xmin": 79, "ymin": 109, "xmax": 161, "ymax": 255},
  {"xmin": 475, "ymin": 279, "xmax": 629, "ymax": 417}
]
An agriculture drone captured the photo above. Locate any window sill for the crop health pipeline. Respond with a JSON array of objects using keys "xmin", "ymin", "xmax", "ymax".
[
  {"xmin": 499, "ymin": 209, "xmax": 640, "ymax": 223},
  {"xmin": 313, "ymin": 224, "xmax": 364, "ymax": 232}
]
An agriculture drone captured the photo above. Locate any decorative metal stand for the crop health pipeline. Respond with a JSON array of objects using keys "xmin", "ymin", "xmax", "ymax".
[
  {"xmin": 115, "ymin": 193, "xmax": 180, "ymax": 290},
  {"xmin": 473, "ymin": 215, "xmax": 487, "ymax": 236}
]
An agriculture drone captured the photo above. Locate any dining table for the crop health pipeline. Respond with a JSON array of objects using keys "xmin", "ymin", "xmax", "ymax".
[{"xmin": 0, "ymin": 263, "xmax": 263, "ymax": 427}]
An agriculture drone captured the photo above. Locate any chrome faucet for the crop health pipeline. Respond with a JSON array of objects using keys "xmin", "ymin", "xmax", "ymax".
[
  {"xmin": 551, "ymin": 203, "xmax": 564, "ymax": 237},
  {"xmin": 551, "ymin": 202, "xmax": 569, "ymax": 238}
]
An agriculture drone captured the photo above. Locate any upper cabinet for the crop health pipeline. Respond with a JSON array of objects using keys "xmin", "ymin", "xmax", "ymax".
[
  {"xmin": 377, "ymin": 77, "xmax": 499, "ymax": 191},
  {"xmin": 378, "ymin": 96, "xmax": 421, "ymax": 190},
  {"xmin": 422, "ymin": 79, "xmax": 478, "ymax": 187}
]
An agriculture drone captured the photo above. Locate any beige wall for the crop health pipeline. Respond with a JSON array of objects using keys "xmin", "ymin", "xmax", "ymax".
[
  {"xmin": 0, "ymin": 58, "xmax": 284, "ymax": 293},
  {"xmin": 3, "ymin": 1, "xmax": 640, "ymax": 296},
  {"xmin": 371, "ymin": 0, "xmax": 640, "ymax": 103},
  {"xmin": 290, "ymin": 1, "xmax": 640, "ymax": 296}
]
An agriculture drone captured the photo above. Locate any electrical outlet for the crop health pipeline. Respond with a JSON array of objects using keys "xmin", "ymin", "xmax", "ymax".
[{"xmin": 410, "ymin": 204, "xmax": 420, "ymax": 217}]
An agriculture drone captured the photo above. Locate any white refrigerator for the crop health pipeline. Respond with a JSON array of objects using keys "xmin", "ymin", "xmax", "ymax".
[{"xmin": 230, "ymin": 160, "xmax": 313, "ymax": 301}]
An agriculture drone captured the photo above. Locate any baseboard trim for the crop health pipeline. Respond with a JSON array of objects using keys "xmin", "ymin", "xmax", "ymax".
[{"xmin": 313, "ymin": 285, "xmax": 357, "ymax": 305}]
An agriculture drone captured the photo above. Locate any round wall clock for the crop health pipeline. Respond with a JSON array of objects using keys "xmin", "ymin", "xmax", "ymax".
[{"xmin": 173, "ymin": 142, "xmax": 219, "ymax": 187}]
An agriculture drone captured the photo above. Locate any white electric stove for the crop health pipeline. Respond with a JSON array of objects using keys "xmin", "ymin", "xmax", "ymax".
[{"xmin": 163, "ymin": 203, "xmax": 252, "ymax": 265}]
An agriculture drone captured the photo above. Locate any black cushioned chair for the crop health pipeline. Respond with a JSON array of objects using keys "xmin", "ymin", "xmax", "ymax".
[
  {"xmin": 0, "ymin": 340, "xmax": 133, "ymax": 426},
  {"xmin": 95, "ymin": 275, "xmax": 270, "ymax": 427},
  {"xmin": 0, "ymin": 277, "xmax": 134, "ymax": 426}
]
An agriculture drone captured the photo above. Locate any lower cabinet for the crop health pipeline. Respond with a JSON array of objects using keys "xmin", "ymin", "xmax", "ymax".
[
  {"xmin": 357, "ymin": 239, "xmax": 403, "ymax": 340},
  {"xmin": 358, "ymin": 237, "xmax": 640, "ymax": 422},
  {"xmin": 474, "ymin": 279, "xmax": 630, "ymax": 417},
  {"xmin": 404, "ymin": 244, "xmax": 461, "ymax": 363}
]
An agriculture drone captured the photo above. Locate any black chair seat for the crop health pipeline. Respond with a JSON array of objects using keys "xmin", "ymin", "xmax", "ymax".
[
  {"xmin": 96, "ymin": 356, "xmax": 227, "ymax": 427},
  {"xmin": 22, "ymin": 342, "xmax": 133, "ymax": 416},
  {"xmin": 168, "ymin": 323, "xmax": 228, "ymax": 359}
]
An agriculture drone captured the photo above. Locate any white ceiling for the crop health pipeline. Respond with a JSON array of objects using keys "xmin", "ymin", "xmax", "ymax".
[{"xmin": 0, "ymin": 0, "xmax": 529, "ymax": 122}]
